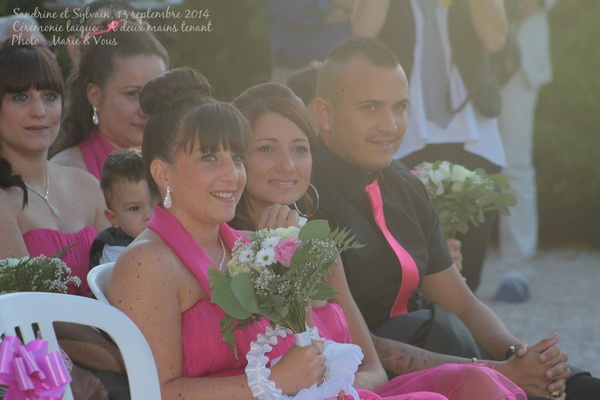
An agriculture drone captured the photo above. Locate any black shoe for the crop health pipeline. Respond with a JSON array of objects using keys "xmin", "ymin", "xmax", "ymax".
[{"xmin": 492, "ymin": 274, "xmax": 530, "ymax": 303}]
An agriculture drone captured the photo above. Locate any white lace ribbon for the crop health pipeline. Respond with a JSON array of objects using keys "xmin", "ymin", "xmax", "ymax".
[{"xmin": 245, "ymin": 325, "xmax": 363, "ymax": 400}]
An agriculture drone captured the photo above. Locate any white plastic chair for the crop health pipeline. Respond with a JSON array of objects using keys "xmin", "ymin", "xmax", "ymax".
[
  {"xmin": 87, "ymin": 261, "xmax": 115, "ymax": 304},
  {"xmin": 0, "ymin": 292, "xmax": 161, "ymax": 400}
]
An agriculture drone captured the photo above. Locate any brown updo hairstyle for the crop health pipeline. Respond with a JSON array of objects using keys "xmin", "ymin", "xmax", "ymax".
[
  {"xmin": 52, "ymin": 20, "xmax": 169, "ymax": 156},
  {"xmin": 0, "ymin": 41, "xmax": 64, "ymax": 206},
  {"xmin": 139, "ymin": 67, "xmax": 252, "ymax": 202},
  {"xmin": 231, "ymin": 82, "xmax": 318, "ymax": 231}
]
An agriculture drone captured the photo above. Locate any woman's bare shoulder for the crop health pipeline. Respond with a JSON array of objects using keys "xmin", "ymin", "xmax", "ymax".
[
  {"xmin": 50, "ymin": 146, "xmax": 86, "ymax": 171},
  {"xmin": 113, "ymin": 234, "xmax": 179, "ymax": 282}
]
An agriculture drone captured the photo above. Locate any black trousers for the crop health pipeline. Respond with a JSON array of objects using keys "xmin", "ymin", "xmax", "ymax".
[
  {"xmin": 400, "ymin": 143, "xmax": 501, "ymax": 292},
  {"xmin": 375, "ymin": 312, "xmax": 600, "ymax": 399}
]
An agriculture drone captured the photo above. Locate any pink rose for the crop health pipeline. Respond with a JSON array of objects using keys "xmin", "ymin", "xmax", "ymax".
[{"xmin": 274, "ymin": 236, "xmax": 299, "ymax": 267}]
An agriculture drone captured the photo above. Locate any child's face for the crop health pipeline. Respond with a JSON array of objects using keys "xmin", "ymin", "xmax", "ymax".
[{"xmin": 105, "ymin": 180, "xmax": 155, "ymax": 238}]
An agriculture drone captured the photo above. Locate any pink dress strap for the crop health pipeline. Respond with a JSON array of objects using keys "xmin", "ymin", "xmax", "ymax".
[
  {"xmin": 147, "ymin": 206, "xmax": 242, "ymax": 294},
  {"xmin": 78, "ymin": 128, "xmax": 116, "ymax": 180}
]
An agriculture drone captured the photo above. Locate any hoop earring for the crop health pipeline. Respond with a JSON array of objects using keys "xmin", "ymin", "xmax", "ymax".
[
  {"xmin": 163, "ymin": 185, "xmax": 172, "ymax": 209},
  {"xmin": 92, "ymin": 107, "xmax": 100, "ymax": 125},
  {"xmin": 293, "ymin": 183, "xmax": 320, "ymax": 218}
]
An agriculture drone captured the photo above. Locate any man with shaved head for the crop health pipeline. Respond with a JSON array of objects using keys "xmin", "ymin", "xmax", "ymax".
[{"xmin": 310, "ymin": 36, "xmax": 599, "ymax": 400}]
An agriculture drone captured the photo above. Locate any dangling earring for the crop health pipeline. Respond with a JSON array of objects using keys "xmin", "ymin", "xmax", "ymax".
[
  {"xmin": 293, "ymin": 183, "xmax": 320, "ymax": 218},
  {"xmin": 163, "ymin": 185, "xmax": 172, "ymax": 209},
  {"xmin": 92, "ymin": 107, "xmax": 100, "ymax": 125}
]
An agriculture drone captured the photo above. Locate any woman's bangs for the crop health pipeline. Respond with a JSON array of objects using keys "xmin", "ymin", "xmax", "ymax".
[
  {"xmin": 1, "ymin": 47, "xmax": 63, "ymax": 96},
  {"xmin": 182, "ymin": 103, "xmax": 252, "ymax": 156}
]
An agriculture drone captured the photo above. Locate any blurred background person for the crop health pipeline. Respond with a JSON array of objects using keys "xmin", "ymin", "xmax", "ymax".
[
  {"xmin": 0, "ymin": 15, "xmax": 47, "ymax": 47},
  {"xmin": 494, "ymin": 0, "xmax": 558, "ymax": 303},
  {"xmin": 267, "ymin": 0, "xmax": 354, "ymax": 83},
  {"xmin": 286, "ymin": 60, "xmax": 322, "ymax": 132}
]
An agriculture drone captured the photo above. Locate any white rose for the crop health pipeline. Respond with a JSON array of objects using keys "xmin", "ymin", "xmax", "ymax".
[
  {"xmin": 451, "ymin": 164, "xmax": 471, "ymax": 183},
  {"xmin": 438, "ymin": 161, "xmax": 452, "ymax": 177},
  {"xmin": 429, "ymin": 170, "xmax": 447, "ymax": 196}
]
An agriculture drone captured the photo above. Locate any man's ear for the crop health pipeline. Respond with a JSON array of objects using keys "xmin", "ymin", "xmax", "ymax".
[
  {"xmin": 104, "ymin": 208, "xmax": 119, "ymax": 228},
  {"xmin": 313, "ymin": 96, "xmax": 334, "ymax": 134},
  {"xmin": 87, "ymin": 82, "xmax": 102, "ymax": 110}
]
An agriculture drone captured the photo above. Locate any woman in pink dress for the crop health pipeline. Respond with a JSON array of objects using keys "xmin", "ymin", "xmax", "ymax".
[
  {"xmin": 0, "ymin": 42, "xmax": 125, "ymax": 399},
  {"xmin": 50, "ymin": 20, "xmax": 168, "ymax": 180},
  {"xmin": 107, "ymin": 68, "xmax": 524, "ymax": 399}
]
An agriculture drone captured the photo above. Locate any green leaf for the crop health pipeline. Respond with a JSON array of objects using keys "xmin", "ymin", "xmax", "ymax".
[
  {"xmin": 298, "ymin": 219, "xmax": 330, "ymax": 240},
  {"xmin": 208, "ymin": 267, "xmax": 226, "ymax": 287},
  {"xmin": 220, "ymin": 315, "xmax": 238, "ymax": 358},
  {"xmin": 310, "ymin": 282, "xmax": 339, "ymax": 301},
  {"xmin": 210, "ymin": 277, "xmax": 252, "ymax": 320},
  {"xmin": 231, "ymin": 273, "xmax": 260, "ymax": 314}
]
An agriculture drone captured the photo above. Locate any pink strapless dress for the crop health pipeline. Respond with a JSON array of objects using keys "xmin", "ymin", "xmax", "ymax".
[
  {"xmin": 148, "ymin": 206, "xmax": 525, "ymax": 400},
  {"xmin": 79, "ymin": 128, "xmax": 116, "ymax": 180},
  {"xmin": 22, "ymin": 226, "xmax": 98, "ymax": 295}
]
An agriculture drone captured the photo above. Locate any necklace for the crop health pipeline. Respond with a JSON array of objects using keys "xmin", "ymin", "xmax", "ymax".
[
  {"xmin": 23, "ymin": 168, "xmax": 61, "ymax": 217},
  {"xmin": 217, "ymin": 234, "xmax": 227, "ymax": 270}
]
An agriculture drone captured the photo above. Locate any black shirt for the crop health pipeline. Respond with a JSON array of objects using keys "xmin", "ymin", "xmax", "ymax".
[
  {"xmin": 311, "ymin": 139, "xmax": 453, "ymax": 331},
  {"xmin": 89, "ymin": 227, "xmax": 134, "ymax": 268}
]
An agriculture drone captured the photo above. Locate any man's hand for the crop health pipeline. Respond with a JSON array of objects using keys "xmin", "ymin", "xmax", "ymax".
[{"xmin": 514, "ymin": 333, "xmax": 570, "ymax": 395}]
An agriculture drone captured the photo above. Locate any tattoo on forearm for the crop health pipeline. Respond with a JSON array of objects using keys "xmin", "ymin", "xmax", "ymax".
[
  {"xmin": 372, "ymin": 334, "xmax": 442, "ymax": 375},
  {"xmin": 374, "ymin": 340, "xmax": 391, "ymax": 360}
]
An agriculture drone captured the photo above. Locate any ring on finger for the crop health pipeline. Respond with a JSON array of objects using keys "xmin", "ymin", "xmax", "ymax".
[{"xmin": 550, "ymin": 390, "xmax": 561, "ymax": 397}]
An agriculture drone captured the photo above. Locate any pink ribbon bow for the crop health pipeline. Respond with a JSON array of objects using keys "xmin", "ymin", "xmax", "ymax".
[{"xmin": 0, "ymin": 336, "xmax": 71, "ymax": 400}]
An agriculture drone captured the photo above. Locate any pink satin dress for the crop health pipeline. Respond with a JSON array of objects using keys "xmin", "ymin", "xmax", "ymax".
[{"xmin": 78, "ymin": 129, "xmax": 116, "ymax": 180}]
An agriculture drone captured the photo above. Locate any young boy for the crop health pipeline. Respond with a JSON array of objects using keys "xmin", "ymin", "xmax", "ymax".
[{"xmin": 89, "ymin": 148, "xmax": 155, "ymax": 267}]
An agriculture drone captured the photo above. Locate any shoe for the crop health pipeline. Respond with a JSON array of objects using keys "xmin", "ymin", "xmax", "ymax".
[{"xmin": 492, "ymin": 274, "xmax": 530, "ymax": 303}]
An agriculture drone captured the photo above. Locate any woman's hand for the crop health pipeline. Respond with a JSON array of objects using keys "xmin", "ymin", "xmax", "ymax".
[
  {"xmin": 269, "ymin": 340, "xmax": 326, "ymax": 395},
  {"xmin": 257, "ymin": 204, "xmax": 301, "ymax": 230}
]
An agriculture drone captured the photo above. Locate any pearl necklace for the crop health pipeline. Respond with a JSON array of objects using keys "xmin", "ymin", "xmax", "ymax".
[
  {"xmin": 217, "ymin": 234, "xmax": 227, "ymax": 270},
  {"xmin": 23, "ymin": 168, "xmax": 61, "ymax": 217}
]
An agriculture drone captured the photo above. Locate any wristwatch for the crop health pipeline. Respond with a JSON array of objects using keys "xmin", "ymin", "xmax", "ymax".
[{"xmin": 504, "ymin": 345, "xmax": 516, "ymax": 360}]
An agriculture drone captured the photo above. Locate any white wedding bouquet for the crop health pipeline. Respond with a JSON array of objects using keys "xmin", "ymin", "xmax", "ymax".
[
  {"xmin": 0, "ymin": 251, "xmax": 81, "ymax": 294},
  {"xmin": 209, "ymin": 220, "xmax": 363, "ymax": 356},
  {"xmin": 414, "ymin": 161, "xmax": 517, "ymax": 238}
]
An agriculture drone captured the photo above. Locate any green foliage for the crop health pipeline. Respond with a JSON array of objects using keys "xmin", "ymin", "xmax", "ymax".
[
  {"xmin": 0, "ymin": 251, "xmax": 81, "ymax": 294},
  {"xmin": 535, "ymin": 1, "xmax": 600, "ymax": 248}
]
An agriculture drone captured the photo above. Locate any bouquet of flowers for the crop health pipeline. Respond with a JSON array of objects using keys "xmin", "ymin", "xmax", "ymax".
[
  {"xmin": 413, "ymin": 161, "xmax": 517, "ymax": 238},
  {"xmin": 209, "ymin": 220, "xmax": 363, "ymax": 357},
  {"xmin": 0, "ymin": 250, "xmax": 81, "ymax": 294}
]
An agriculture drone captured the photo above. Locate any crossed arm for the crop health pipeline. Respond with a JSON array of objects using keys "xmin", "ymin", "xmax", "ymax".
[{"xmin": 372, "ymin": 265, "xmax": 570, "ymax": 398}]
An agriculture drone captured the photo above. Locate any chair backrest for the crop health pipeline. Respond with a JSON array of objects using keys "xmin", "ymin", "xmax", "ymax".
[
  {"xmin": 0, "ymin": 292, "xmax": 161, "ymax": 400},
  {"xmin": 87, "ymin": 261, "xmax": 115, "ymax": 304}
]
